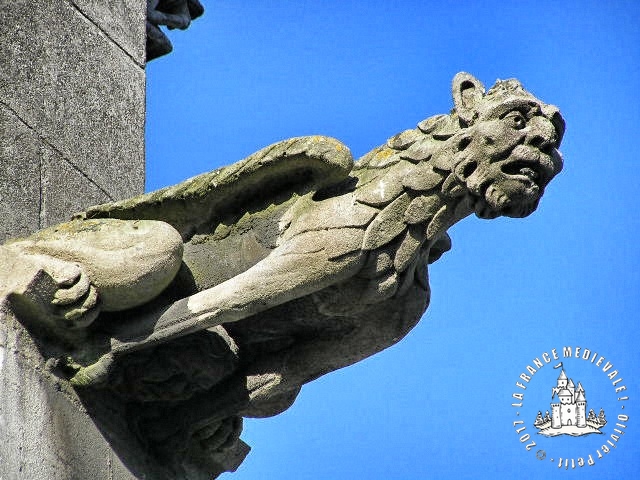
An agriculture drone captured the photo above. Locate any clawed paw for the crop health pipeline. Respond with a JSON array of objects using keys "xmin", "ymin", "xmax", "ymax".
[
  {"xmin": 42, "ymin": 257, "xmax": 101, "ymax": 329},
  {"xmin": 51, "ymin": 269, "xmax": 100, "ymax": 329},
  {"xmin": 1, "ymin": 248, "xmax": 102, "ymax": 331}
]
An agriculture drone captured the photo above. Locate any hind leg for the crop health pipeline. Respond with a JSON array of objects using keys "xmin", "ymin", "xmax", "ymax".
[{"xmin": 71, "ymin": 229, "xmax": 366, "ymax": 386}]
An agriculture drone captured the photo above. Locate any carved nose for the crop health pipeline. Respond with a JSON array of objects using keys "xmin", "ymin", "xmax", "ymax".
[
  {"xmin": 542, "ymin": 104, "xmax": 565, "ymax": 144},
  {"xmin": 526, "ymin": 116, "xmax": 556, "ymax": 150}
]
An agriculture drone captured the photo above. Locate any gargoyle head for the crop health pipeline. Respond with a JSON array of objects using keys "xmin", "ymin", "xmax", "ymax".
[{"xmin": 450, "ymin": 73, "xmax": 564, "ymax": 219}]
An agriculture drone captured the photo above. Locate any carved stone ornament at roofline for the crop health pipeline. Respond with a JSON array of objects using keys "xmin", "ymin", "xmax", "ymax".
[
  {"xmin": 146, "ymin": 0, "xmax": 204, "ymax": 61},
  {"xmin": 0, "ymin": 73, "xmax": 564, "ymax": 478}
]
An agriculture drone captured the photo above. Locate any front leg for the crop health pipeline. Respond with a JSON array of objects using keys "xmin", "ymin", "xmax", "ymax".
[
  {"xmin": 0, "ymin": 246, "xmax": 100, "ymax": 336},
  {"xmin": 71, "ymin": 228, "xmax": 367, "ymax": 386},
  {"xmin": 2, "ymin": 218, "xmax": 183, "ymax": 343}
]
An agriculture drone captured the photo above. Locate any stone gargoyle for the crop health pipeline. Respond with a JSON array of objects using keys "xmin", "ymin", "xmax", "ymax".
[
  {"xmin": 146, "ymin": 0, "xmax": 205, "ymax": 61},
  {"xmin": 0, "ymin": 73, "xmax": 564, "ymax": 475}
]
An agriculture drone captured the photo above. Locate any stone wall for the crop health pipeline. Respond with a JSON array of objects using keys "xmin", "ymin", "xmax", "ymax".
[
  {"xmin": 1, "ymin": 1, "xmax": 147, "ymax": 478},
  {"xmin": 0, "ymin": 310, "xmax": 168, "ymax": 479},
  {"xmin": 0, "ymin": 0, "xmax": 146, "ymax": 241}
]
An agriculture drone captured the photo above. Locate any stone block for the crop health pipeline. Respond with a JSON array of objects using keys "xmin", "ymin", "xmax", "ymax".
[
  {"xmin": 71, "ymin": 0, "xmax": 146, "ymax": 65},
  {"xmin": 0, "ymin": 316, "xmax": 118, "ymax": 479},
  {"xmin": 0, "ymin": 311, "xmax": 169, "ymax": 480},
  {"xmin": 0, "ymin": 105, "xmax": 41, "ymax": 241},
  {"xmin": 0, "ymin": 104, "xmax": 115, "ymax": 241},
  {"xmin": 0, "ymin": 0, "xmax": 145, "ymax": 201},
  {"xmin": 41, "ymin": 151, "xmax": 111, "ymax": 226}
]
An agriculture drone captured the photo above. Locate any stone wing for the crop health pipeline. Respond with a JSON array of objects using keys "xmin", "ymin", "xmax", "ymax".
[{"xmin": 78, "ymin": 136, "xmax": 353, "ymax": 240}]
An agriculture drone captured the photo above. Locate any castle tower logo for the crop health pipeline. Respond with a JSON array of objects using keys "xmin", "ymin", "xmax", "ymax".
[
  {"xmin": 509, "ymin": 346, "xmax": 630, "ymax": 470},
  {"xmin": 534, "ymin": 362, "xmax": 607, "ymax": 437}
]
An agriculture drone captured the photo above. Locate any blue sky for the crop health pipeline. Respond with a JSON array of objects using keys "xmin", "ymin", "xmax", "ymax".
[{"xmin": 146, "ymin": 2, "xmax": 639, "ymax": 479}]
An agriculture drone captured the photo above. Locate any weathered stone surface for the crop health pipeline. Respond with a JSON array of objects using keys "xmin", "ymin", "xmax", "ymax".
[
  {"xmin": 0, "ymin": 106, "xmax": 42, "ymax": 241},
  {"xmin": 0, "ymin": 311, "xmax": 166, "ymax": 480},
  {"xmin": 0, "ymin": 103, "xmax": 118, "ymax": 242},
  {"xmin": 0, "ymin": 0, "xmax": 145, "ymax": 202},
  {"xmin": 0, "ymin": 74, "xmax": 564, "ymax": 477},
  {"xmin": 41, "ymin": 148, "xmax": 112, "ymax": 227},
  {"xmin": 72, "ymin": 0, "xmax": 146, "ymax": 65},
  {"xmin": 1, "ymin": 2, "xmax": 148, "ymax": 478}
]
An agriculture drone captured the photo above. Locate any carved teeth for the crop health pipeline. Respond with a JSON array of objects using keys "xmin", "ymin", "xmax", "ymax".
[
  {"xmin": 501, "ymin": 160, "xmax": 540, "ymax": 183},
  {"xmin": 519, "ymin": 167, "xmax": 538, "ymax": 180}
]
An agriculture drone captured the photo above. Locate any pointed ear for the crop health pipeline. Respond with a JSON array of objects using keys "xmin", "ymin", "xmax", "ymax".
[{"xmin": 452, "ymin": 72, "xmax": 485, "ymax": 125}]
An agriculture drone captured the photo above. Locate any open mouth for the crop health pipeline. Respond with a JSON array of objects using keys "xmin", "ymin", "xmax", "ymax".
[
  {"xmin": 501, "ymin": 160, "xmax": 541, "ymax": 184},
  {"xmin": 499, "ymin": 144, "xmax": 560, "ymax": 187},
  {"xmin": 473, "ymin": 163, "xmax": 543, "ymax": 219}
]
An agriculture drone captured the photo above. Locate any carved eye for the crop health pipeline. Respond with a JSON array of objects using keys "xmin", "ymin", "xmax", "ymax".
[{"xmin": 505, "ymin": 111, "xmax": 527, "ymax": 130}]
